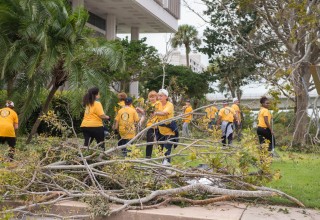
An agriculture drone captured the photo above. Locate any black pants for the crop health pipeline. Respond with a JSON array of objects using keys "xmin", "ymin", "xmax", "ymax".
[
  {"xmin": 222, "ymin": 123, "xmax": 233, "ymax": 146},
  {"xmin": 257, "ymin": 127, "xmax": 275, "ymax": 151},
  {"xmin": 146, "ymin": 128, "xmax": 158, "ymax": 158},
  {"xmin": 158, "ymin": 134, "xmax": 173, "ymax": 162},
  {"xmin": 81, "ymin": 127, "xmax": 105, "ymax": 150},
  {"xmin": 0, "ymin": 137, "xmax": 16, "ymax": 161},
  {"xmin": 118, "ymin": 139, "xmax": 130, "ymax": 157}
]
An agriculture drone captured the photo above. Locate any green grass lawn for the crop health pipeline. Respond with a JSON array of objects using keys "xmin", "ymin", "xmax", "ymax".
[{"xmin": 267, "ymin": 151, "xmax": 320, "ymax": 209}]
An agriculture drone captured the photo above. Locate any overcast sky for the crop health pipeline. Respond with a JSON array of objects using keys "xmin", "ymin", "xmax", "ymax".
[{"xmin": 119, "ymin": 0, "xmax": 282, "ymax": 99}]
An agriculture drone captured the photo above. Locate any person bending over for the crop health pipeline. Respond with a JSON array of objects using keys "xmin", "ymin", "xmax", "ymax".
[{"xmin": 0, "ymin": 100, "xmax": 18, "ymax": 161}]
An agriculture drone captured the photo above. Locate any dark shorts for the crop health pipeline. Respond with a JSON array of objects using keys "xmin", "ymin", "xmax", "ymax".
[{"xmin": 0, "ymin": 137, "xmax": 16, "ymax": 147}]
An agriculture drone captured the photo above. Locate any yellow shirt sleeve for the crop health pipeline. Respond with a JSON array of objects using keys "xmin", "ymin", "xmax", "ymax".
[
  {"xmin": 95, "ymin": 101, "xmax": 105, "ymax": 116},
  {"xmin": 133, "ymin": 110, "xmax": 139, "ymax": 122}
]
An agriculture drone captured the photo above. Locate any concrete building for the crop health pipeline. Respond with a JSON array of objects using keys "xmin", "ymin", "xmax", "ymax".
[
  {"xmin": 71, "ymin": 0, "xmax": 181, "ymax": 97},
  {"xmin": 168, "ymin": 50, "xmax": 206, "ymax": 73}
]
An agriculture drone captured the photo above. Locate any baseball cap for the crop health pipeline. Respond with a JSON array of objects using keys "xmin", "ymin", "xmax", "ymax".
[
  {"xmin": 222, "ymin": 100, "xmax": 228, "ymax": 104},
  {"xmin": 186, "ymin": 99, "xmax": 191, "ymax": 103},
  {"xmin": 158, "ymin": 89, "xmax": 169, "ymax": 97},
  {"xmin": 125, "ymin": 97, "xmax": 133, "ymax": 105},
  {"xmin": 5, "ymin": 101, "xmax": 14, "ymax": 107}
]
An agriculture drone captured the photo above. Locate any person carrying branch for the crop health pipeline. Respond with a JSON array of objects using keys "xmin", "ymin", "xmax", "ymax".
[
  {"xmin": 114, "ymin": 97, "xmax": 145, "ymax": 157},
  {"xmin": 216, "ymin": 100, "xmax": 239, "ymax": 146},
  {"xmin": 154, "ymin": 89, "xmax": 175, "ymax": 165},
  {"xmin": 0, "ymin": 100, "xmax": 18, "ymax": 161},
  {"xmin": 139, "ymin": 90, "xmax": 160, "ymax": 158},
  {"xmin": 205, "ymin": 103, "xmax": 218, "ymax": 129}
]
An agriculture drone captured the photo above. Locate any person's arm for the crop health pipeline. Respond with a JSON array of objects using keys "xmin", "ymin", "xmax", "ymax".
[
  {"xmin": 95, "ymin": 102, "xmax": 110, "ymax": 120},
  {"xmin": 234, "ymin": 112, "xmax": 240, "ymax": 125},
  {"xmin": 114, "ymin": 120, "xmax": 119, "ymax": 130},
  {"xmin": 154, "ymin": 111, "xmax": 169, "ymax": 116},
  {"xmin": 136, "ymin": 109, "xmax": 146, "ymax": 126},
  {"xmin": 14, "ymin": 114, "xmax": 19, "ymax": 130},
  {"xmin": 135, "ymin": 107, "xmax": 143, "ymax": 113},
  {"xmin": 264, "ymin": 116, "xmax": 273, "ymax": 134},
  {"xmin": 99, "ymin": 114, "xmax": 110, "ymax": 120}
]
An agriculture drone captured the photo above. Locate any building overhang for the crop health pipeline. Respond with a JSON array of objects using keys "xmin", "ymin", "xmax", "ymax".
[{"xmin": 84, "ymin": 0, "xmax": 179, "ymax": 33}]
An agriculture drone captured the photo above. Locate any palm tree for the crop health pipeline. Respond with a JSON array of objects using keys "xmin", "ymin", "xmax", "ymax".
[
  {"xmin": 0, "ymin": 0, "xmax": 125, "ymax": 143},
  {"xmin": 171, "ymin": 24, "xmax": 201, "ymax": 67}
]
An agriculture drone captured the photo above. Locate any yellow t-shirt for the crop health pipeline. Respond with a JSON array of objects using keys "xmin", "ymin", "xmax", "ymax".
[
  {"xmin": 115, "ymin": 106, "xmax": 139, "ymax": 139},
  {"xmin": 258, "ymin": 107, "xmax": 272, "ymax": 128},
  {"xmin": 231, "ymin": 104, "xmax": 241, "ymax": 122},
  {"xmin": 146, "ymin": 101, "xmax": 160, "ymax": 128},
  {"xmin": 183, "ymin": 106, "xmax": 193, "ymax": 123},
  {"xmin": 114, "ymin": 101, "xmax": 134, "ymax": 114},
  {"xmin": 0, "ymin": 107, "xmax": 18, "ymax": 137},
  {"xmin": 157, "ymin": 101, "xmax": 175, "ymax": 136},
  {"xmin": 218, "ymin": 107, "xmax": 235, "ymax": 123},
  {"xmin": 80, "ymin": 101, "xmax": 105, "ymax": 127},
  {"xmin": 205, "ymin": 106, "xmax": 218, "ymax": 119}
]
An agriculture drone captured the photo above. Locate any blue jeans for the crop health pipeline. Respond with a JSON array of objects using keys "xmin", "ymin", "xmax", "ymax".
[
  {"xmin": 118, "ymin": 139, "xmax": 130, "ymax": 157},
  {"xmin": 208, "ymin": 118, "xmax": 216, "ymax": 129},
  {"xmin": 158, "ymin": 134, "xmax": 173, "ymax": 162}
]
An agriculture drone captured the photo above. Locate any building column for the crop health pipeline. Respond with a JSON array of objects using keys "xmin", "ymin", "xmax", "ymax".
[
  {"xmin": 130, "ymin": 27, "xmax": 140, "ymax": 97},
  {"xmin": 106, "ymin": 15, "xmax": 116, "ymax": 40},
  {"xmin": 72, "ymin": 0, "xmax": 84, "ymax": 10},
  {"xmin": 131, "ymin": 27, "xmax": 140, "ymax": 41}
]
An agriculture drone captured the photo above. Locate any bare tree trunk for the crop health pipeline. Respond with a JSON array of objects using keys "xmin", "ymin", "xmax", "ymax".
[
  {"xmin": 186, "ymin": 51, "xmax": 190, "ymax": 67},
  {"xmin": 292, "ymin": 63, "xmax": 311, "ymax": 147},
  {"xmin": 226, "ymin": 77, "xmax": 236, "ymax": 98},
  {"xmin": 26, "ymin": 84, "xmax": 60, "ymax": 144},
  {"xmin": 6, "ymin": 75, "xmax": 15, "ymax": 98},
  {"xmin": 26, "ymin": 60, "xmax": 66, "ymax": 144}
]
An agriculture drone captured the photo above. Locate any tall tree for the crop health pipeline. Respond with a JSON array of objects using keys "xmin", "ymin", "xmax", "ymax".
[
  {"xmin": 200, "ymin": 0, "xmax": 320, "ymax": 147},
  {"xmin": 171, "ymin": 24, "xmax": 201, "ymax": 67},
  {"xmin": 0, "ymin": 0, "xmax": 125, "ymax": 143},
  {"xmin": 109, "ymin": 37, "xmax": 161, "ymax": 93},
  {"xmin": 208, "ymin": 53, "xmax": 257, "ymax": 100},
  {"xmin": 144, "ymin": 65, "xmax": 211, "ymax": 105}
]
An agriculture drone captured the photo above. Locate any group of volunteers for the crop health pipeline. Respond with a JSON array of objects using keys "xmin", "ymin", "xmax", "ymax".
[
  {"xmin": 79, "ymin": 87, "xmax": 177, "ymax": 163},
  {"xmin": 204, "ymin": 96, "xmax": 275, "ymax": 151},
  {"xmin": 0, "ymin": 87, "xmax": 275, "ymax": 162}
]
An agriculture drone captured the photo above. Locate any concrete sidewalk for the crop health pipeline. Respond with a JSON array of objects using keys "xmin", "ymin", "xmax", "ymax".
[{"xmin": 50, "ymin": 201, "xmax": 320, "ymax": 220}]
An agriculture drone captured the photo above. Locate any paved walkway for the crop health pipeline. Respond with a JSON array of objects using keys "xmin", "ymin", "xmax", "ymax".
[{"xmin": 31, "ymin": 200, "xmax": 319, "ymax": 220}]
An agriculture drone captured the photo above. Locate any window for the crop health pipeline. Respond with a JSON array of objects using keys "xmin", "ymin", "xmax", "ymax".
[{"xmin": 88, "ymin": 12, "xmax": 106, "ymax": 30}]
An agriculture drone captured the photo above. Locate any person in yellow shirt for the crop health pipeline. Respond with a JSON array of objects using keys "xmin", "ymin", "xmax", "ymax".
[
  {"xmin": 205, "ymin": 104, "xmax": 218, "ymax": 129},
  {"xmin": 140, "ymin": 90, "xmax": 160, "ymax": 158},
  {"xmin": 0, "ymin": 100, "xmax": 18, "ymax": 161},
  {"xmin": 115, "ymin": 97, "xmax": 144, "ymax": 156},
  {"xmin": 257, "ymin": 96, "xmax": 275, "ymax": 152},
  {"xmin": 154, "ymin": 89, "xmax": 175, "ymax": 164},
  {"xmin": 216, "ymin": 100, "xmax": 239, "ymax": 146},
  {"xmin": 80, "ymin": 87, "xmax": 110, "ymax": 150},
  {"xmin": 182, "ymin": 100, "xmax": 193, "ymax": 137},
  {"xmin": 231, "ymin": 98, "xmax": 242, "ymax": 141}
]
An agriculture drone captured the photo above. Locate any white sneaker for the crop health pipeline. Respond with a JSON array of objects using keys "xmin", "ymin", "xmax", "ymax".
[{"xmin": 162, "ymin": 159, "xmax": 170, "ymax": 166}]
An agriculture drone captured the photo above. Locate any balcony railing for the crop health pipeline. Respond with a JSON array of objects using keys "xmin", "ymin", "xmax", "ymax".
[{"xmin": 154, "ymin": 0, "xmax": 181, "ymax": 19}]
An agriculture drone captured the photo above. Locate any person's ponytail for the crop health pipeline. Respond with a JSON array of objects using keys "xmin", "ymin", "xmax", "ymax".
[{"xmin": 83, "ymin": 87, "xmax": 99, "ymax": 107}]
